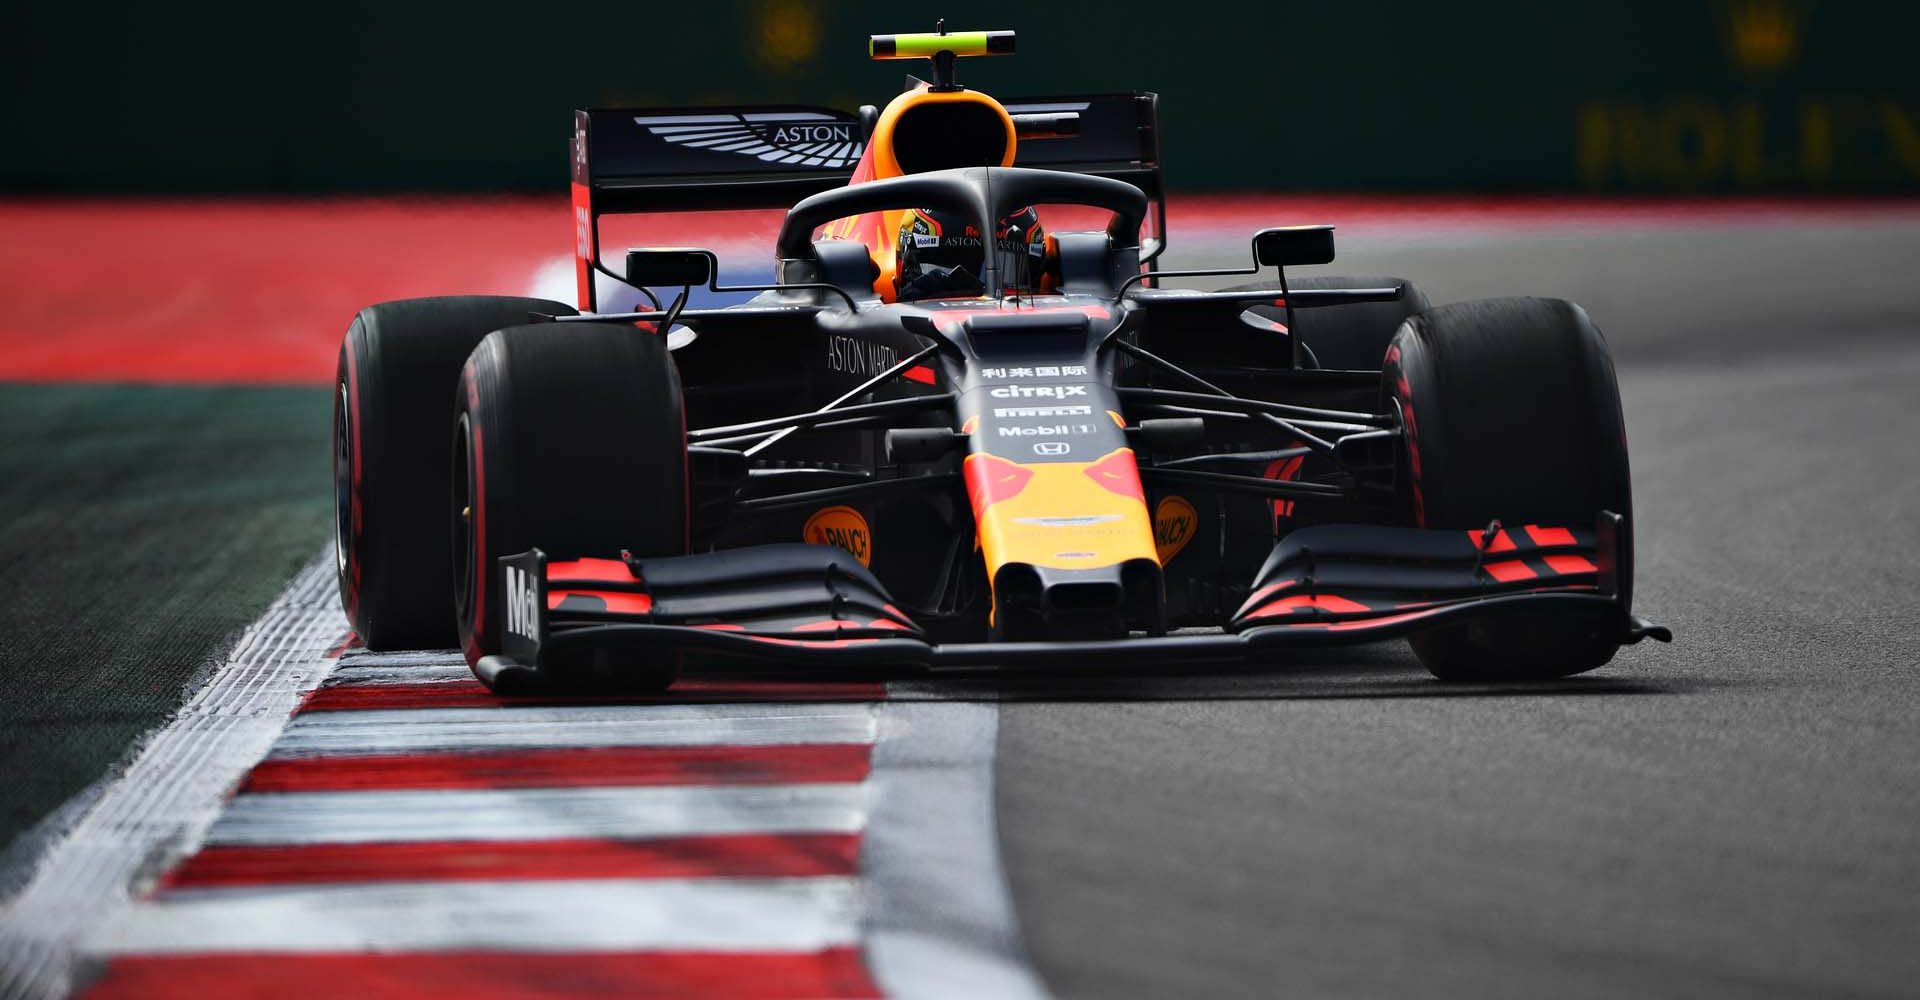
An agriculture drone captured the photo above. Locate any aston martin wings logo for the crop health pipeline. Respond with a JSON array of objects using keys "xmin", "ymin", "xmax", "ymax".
[{"xmin": 635, "ymin": 112, "xmax": 865, "ymax": 168}]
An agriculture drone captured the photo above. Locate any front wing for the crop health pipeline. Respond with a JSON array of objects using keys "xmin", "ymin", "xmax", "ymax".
[{"xmin": 476, "ymin": 514, "xmax": 1670, "ymax": 692}]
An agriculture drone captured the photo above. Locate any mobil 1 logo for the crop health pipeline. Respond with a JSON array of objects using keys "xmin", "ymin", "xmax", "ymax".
[
  {"xmin": 504, "ymin": 564, "xmax": 540, "ymax": 642},
  {"xmin": 996, "ymin": 422, "xmax": 1097, "ymax": 437},
  {"xmin": 992, "ymin": 401, "xmax": 1097, "ymax": 444}
]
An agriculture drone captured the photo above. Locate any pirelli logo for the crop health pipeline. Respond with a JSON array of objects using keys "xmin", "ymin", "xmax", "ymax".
[{"xmin": 993, "ymin": 405, "xmax": 1093, "ymax": 418}]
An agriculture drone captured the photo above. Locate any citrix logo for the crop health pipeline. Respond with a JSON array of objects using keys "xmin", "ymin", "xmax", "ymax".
[{"xmin": 987, "ymin": 385, "xmax": 1089, "ymax": 399}]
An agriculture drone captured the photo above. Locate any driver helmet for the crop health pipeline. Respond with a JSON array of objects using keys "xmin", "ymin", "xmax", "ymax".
[{"xmin": 895, "ymin": 205, "xmax": 1048, "ymax": 301}]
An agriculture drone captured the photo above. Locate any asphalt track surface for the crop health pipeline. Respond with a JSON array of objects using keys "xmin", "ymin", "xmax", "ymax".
[{"xmin": 992, "ymin": 218, "xmax": 1920, "ymax": 998}]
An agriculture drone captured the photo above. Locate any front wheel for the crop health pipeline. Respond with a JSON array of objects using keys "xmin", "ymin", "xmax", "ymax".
[
  {"xmin": 335, "ymin": 295, "xmax": 574, "ymax": 650},
  {"xmin": 455, "ymin": 323, "xmax": 688, "ymax": 679},
  {"xmin": 1384, "ymin": 297, "xmax": 1634, "ymax": 681}
]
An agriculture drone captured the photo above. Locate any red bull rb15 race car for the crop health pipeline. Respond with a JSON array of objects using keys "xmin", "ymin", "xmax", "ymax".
[{"xmin": 333, "ymin": 27, "xmax": 1670, "ymax": 693}]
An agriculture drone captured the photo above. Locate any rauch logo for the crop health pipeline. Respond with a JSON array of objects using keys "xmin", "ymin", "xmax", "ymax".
[
  {"xmin": 1153, "ymin": 495, "xmax": 1198, "ymax": 564},
  {"xmin": 803, "ymin": 505, "xmax": 872, "ymax": 567}
]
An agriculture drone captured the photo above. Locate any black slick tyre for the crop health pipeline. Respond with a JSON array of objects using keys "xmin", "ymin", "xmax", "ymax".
[
  {"xmin": 455, "ymin": 323, "xmax": 688, "ymax": 685},
  {"xmin": 1225, "ymin": 275, "xmax": 1430, "ymax": 370},
  {"xmin": 1383, "ymin": 297, "xmax": 1633, "ymax": 681},
  {"xmin": 336, "ymin": 296, "xmax": 574, "ymax": 650}
]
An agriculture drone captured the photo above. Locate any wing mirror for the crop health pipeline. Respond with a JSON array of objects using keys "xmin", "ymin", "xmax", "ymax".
[
  {"xmin": 624, "ymin": 248, "xmax": 715, "ymax": 288},
  {"xmin": 1012, "ymin": 112, "xmax": 1080, "ymax": 140},
  {"xmin": 620, "ymin": 246, "xmax": 860, "ymax": 318},
  {"xmin": 1253, "ymin": 225, "xmax": 1336, "ymax": 268}
]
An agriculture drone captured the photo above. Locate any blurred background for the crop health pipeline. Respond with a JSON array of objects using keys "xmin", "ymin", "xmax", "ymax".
[
  {"xmin": 4, "ymin": 6, "xmax": 1920, "ymax": 997},
  {"xmin": 7, "ymin": 0, "xmax": 1918, "ymax": 194}
]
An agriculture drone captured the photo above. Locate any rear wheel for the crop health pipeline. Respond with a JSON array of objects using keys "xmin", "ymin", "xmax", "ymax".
[
  {"xmin": 455, "ymin": 323, "xmax": 688, "ymax": 682},
  {"xmin": 1384, "ymin": 297, "xmax": 1633, "ymax": 681},
  {"xmin": 1224, "ymin": 275, "xmax": 1429, "ymax": 370},
  {"xmin": 336, "ymin": 296, "xmax": 574, "ymax": 650}
]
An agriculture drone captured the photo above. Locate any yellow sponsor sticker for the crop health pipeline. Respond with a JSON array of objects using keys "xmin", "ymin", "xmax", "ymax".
[
  {"xmin": 1153, "ymin": 495, "xmax": 1198, "ymax": 564},
  {"xmin": 803, "ymin": 505, "xmax": 872, "ymax": 567}
]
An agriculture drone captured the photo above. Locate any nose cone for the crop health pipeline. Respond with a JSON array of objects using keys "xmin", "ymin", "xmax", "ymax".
[
  {"xmin": 965, "ymin": 447, "xmax": 1165, "ymax": 639},
  {"xmin": 992, "ymin": 558, "xmax": 1164, "ymax": 640},
  {"xmin": 964, "ymin": 449, "xmax": 1158, "ymax": 569},
  {"xmin": 957, "ymin": 353, "xmax": 1163, "ymax": 641}
]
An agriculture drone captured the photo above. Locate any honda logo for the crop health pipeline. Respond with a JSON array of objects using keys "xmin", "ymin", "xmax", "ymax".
[{"xmin": 1033, "ymin": 441, "xmax": 1071, "ymax": 456}]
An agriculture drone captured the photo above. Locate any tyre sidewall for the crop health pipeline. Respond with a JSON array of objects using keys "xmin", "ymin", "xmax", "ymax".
[
  {"xmin": 335, "ymin": 296, "xmax": 574, "ymax": 649},
  {"xmin": 457, "ymin": 324, "xmax": 688, "ymax": 665},
  {"xmin": 1383, "ymin": 297, "xmax": 1634, "ymax": 679}
]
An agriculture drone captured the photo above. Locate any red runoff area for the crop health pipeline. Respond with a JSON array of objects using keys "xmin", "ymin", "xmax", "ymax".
[
  {"xmin": 0, "ymin": 199, "xmax": 568, "ymax": 383},
  {"xmin": 5, "ymin": 196, "xmax": 1910, "ymax": 384}
]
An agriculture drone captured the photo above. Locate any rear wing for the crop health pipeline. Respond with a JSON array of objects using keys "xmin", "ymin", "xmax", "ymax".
[{"xmin": 569, "ymin": 93, "xmax": 1165, "ymax": 311}]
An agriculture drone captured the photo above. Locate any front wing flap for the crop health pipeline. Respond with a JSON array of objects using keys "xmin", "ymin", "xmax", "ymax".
[
  {"xmin": 1233, "ymin": 513, "xmax": 1630, "ymax": 631},
  {"xmin": 479, "ymin": 544, "xmax": 926, "ymax": 692},
  {"xmin": 476, "ymin": 515, "xmax": 1669, "ymax": 691}
]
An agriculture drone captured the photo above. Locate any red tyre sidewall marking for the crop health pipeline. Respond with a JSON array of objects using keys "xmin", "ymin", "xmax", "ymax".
[
  {"xmin": 343, "ymin": 337, "xmax": 365, "ymax": 622},
  {"xmin": 1384, "ymin": 343, "xmax": 1428, "ymax": 528},
  {"xmin": 462, "ymin": 363, "xmax": 488, "ymax": 663},
  {"xmin": 1263, "ymin": 453, "xmax": 1306, "ymax": 527}
]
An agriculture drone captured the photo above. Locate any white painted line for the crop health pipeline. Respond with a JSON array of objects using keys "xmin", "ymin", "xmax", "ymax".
[
  {"xmin": 327, "ymin": 652, "xmax": 473, "ymax": 685},
  {"xmin": 207, "ymin": 783, "xmax": 868, "ymax": 845},
  {"xmin": 0, "ymin": 557, "xmax": 342, "ymax": 999},
  {"xmin": 317, "ymin": 667, "xmax": 473, "ymax": 685},
  {"xmin": 271, "ymin": 704, "xmax": 879, "ymax": 756},
  {"xmin": 327, "ymin": 649, "xmax": 463, "ymax": 669},
  {"xmin": 864, "ymin": 700, "xmax": 1050, "ymax": 1000},
  {"xmin": 85, "ymin": 876, "xmax": 861, "ymax": 954}
]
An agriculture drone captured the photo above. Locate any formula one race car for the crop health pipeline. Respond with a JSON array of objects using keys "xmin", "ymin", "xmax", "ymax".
[{"xmin": 333, "ymin": 27, "xmax": 1669, "ymax": 692}]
